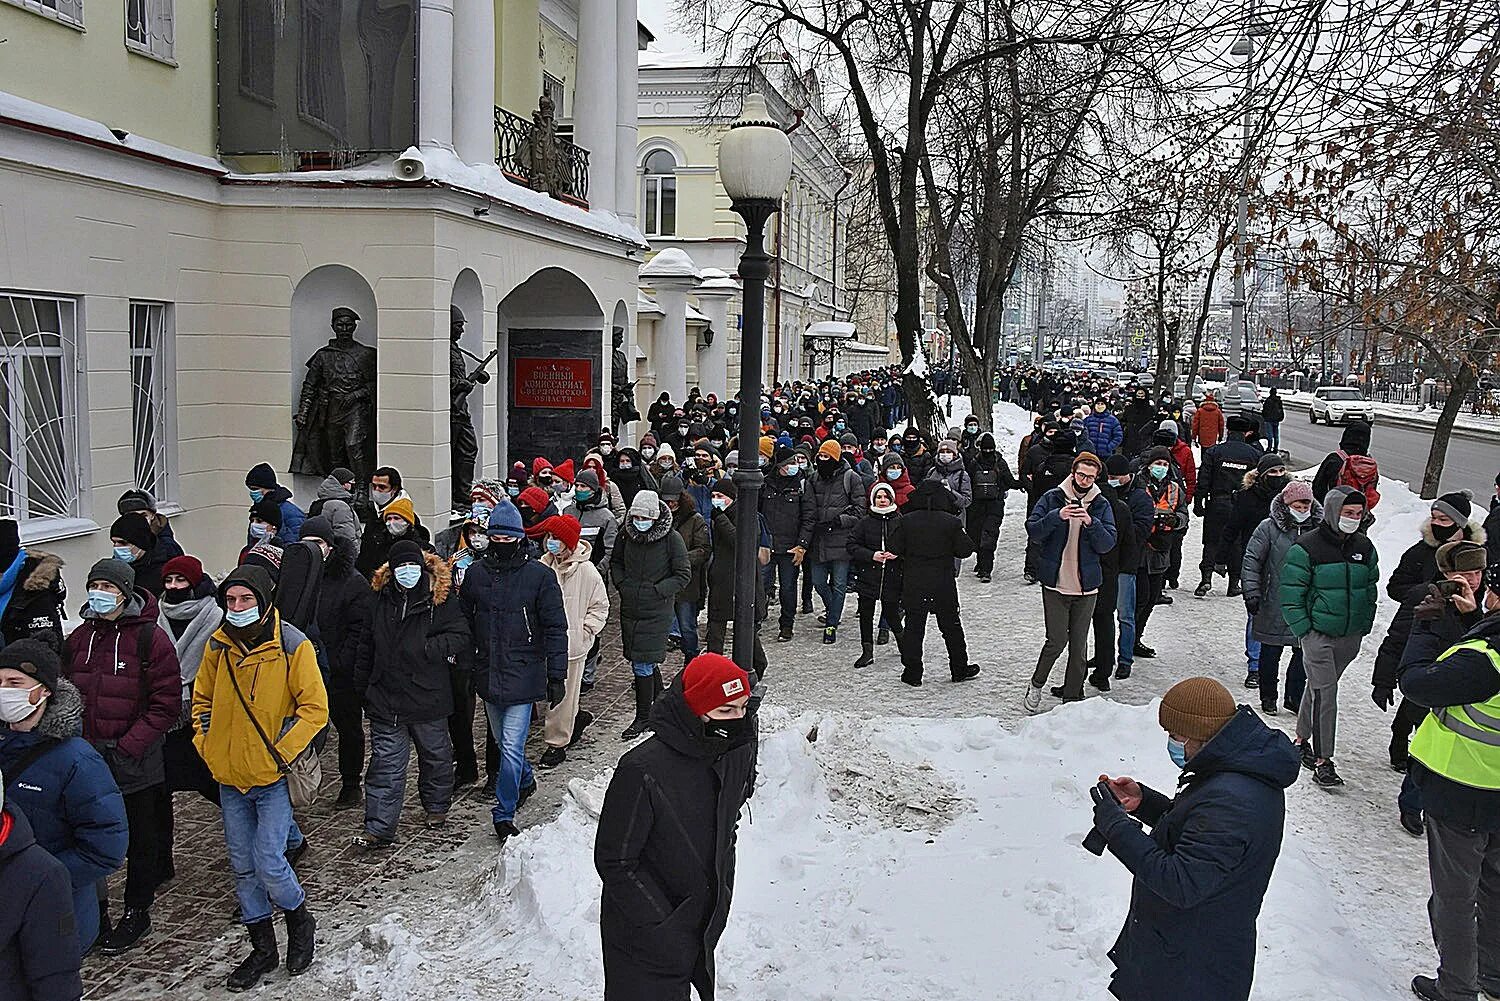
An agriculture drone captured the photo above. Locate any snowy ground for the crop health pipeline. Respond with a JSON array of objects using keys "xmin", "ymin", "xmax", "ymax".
[{"xmin": 258, "ymin": 400, "xmax": 1437, "ymax": 1001}]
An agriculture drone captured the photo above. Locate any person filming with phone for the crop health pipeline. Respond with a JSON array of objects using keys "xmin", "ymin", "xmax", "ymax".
[{"xmin": 1087, "ymin": 677, "xmax": 1300, "ymax": 1001}]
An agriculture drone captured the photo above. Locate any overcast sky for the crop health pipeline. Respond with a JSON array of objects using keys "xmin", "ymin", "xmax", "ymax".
[{"xmin": 637, "ymin": 0, "xmax": 700, "ymax": 52}]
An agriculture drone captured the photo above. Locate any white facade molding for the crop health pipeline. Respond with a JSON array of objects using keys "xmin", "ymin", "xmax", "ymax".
[
  {"xmin": 417, "ymin": 0, "xmax": 456, "ymax": 151},
  {"xmin": 452, "ymin": 0, "xmax": 497, "ymax": 165}
]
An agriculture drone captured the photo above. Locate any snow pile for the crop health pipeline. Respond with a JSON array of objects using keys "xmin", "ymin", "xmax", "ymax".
[{"xmin": 321, "ymin": 701, "xmax": 1408, "ymax": 1000}]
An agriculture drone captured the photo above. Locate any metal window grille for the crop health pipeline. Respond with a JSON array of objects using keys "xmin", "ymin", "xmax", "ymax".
[
  {"xmin": 129, "ymin": 302, "xmax": 170, "ymax": 500},
  {"xmin": 124, "ymin": 0, "xmax": 172, "ymax": 61},
  {"xmin": 0, "ymin": 293, "xmax": 81, "ymax": 523},
  {"xmin": 3, "ymin": 0, "xmax": 84, "ymax": 27},
  {"xmin": 543, "ymin": 72, "xmax": 565, "ymax": 119}
]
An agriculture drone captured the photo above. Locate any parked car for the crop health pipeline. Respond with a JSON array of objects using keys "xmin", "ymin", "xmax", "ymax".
[{"xmin": 1309, "ymin": 385, "xmax": 1376, "ymax": 425}]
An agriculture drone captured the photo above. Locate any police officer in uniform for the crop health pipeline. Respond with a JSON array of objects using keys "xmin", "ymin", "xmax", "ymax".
[
  {"xmin": 1192, "ymin": 414, "xmax": 1261, "ymax": 597},
  {"xmin": 1401, "ymin": 571, "xmax": 1500, "ymax": 1001}
]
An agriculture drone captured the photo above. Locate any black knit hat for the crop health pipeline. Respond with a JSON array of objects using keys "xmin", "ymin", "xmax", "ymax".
[
  {"xmin": 249, "ymin": 497, "xmax": 283, "ymax": 528},
  {"xmin": 109, "ymin": 515, "xmax": 154, "ymax": 552},
  {"xmin": 388, "ymin": 540, "xmax": 425, "ymax": 568},
  {"xmin": 1433, "ymin": 490, "xmax": 1473, "ymax": 526},
  {"xmin": 0, "ymin": 638, "xmax": 60, "ymax": 692},
  {"xmin": 1105, "ymin": 454, "xmax": 1132, "ymax": 476},
  {"xmin": 217, "ymin": 565, "xmax": 275, "ymax": 612},
  {"xmin": 245, "ymin": 463, "xmax": 279, "ymax": 489},
  {"xmin": 87, "ymin": 558, "xmax": 136, "ymax": 596}
]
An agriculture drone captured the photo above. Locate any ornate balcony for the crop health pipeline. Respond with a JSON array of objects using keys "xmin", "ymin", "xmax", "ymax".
[{"xmin": 494, "ymin": 98, "xmax": 590, "ymax": 208}]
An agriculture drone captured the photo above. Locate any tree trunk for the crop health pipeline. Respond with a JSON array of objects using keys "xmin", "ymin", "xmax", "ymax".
[
  {"xmin": 1420, "ymin": 362, "xmax": 1476, "ymax": 499},
  {"xmin": 965, "ymin": 354, "xmax": 996, "ymax": 431},
  {"xmin": 903, "ymin": 370, "xmax": 938, "ymax": 434}
]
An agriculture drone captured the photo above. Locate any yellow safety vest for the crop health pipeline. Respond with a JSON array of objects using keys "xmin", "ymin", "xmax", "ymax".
[{"xmin": 1409, "ymin": 638, "xmax": 1500, "ymax": 791}]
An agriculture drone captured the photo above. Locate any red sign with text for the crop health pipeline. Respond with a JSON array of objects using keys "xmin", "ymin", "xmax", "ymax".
[{"xmin": 513, "ymin": 357, "xmax": 593, "ymax": 409}]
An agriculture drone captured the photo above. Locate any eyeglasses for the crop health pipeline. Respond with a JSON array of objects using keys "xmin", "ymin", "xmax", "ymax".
[{"xmin": 1073, "ymin": 471, "xmax": 1098, "ymax": 481}]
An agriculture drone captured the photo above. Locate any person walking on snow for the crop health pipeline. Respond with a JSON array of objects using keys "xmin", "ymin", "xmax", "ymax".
[
  {"xmin": 1279, "ymin": 486, "xmax": 1380, "ymax": 788},
  {"xmin": 1241, "ymin": 481, "xmax": 1320, "ymax": 716},
  {"xmin": 887, "ymin": 480, "xmax": 980, "ymax": 687},
  {"xmin": 610, "ymin": 491, "xmax": 692, "ymax": 740},
  {"xmin": 1024, "ymin": 453, "xmax": 1117, "ymax": 712},
  {"xmin": 848, "ymin": 482, "xmax": 905, "ymax": 670},
  {"xmin": 1093, "ymin": 677, "xmax": 1299, "ymax": 1001},
  {"xmin": 1189, "ymin": 390, "xmax": 1225, "ymax": 449},
  {"xmin": 964, "ymin": 433, "xmax": 1021, "ymax": 584},
  {"xmin": 595, "ymin": 653, "xmax": 757, "ymax": 1001},
  {"xmin": 537, "ymin": 515, "xmax": 609, "ymax": 768}
]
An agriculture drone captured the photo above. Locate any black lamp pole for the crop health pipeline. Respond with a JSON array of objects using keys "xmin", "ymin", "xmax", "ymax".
[{"xmin": 731, "ymin": 199, "xmax": 778, "ymax": 675}]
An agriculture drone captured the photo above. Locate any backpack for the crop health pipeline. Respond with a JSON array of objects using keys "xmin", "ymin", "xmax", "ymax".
[
  {"xmin": 1336, "ymin": 450, "xmax": 1381, "ymax": 509},
  {"xmin": 972, "ymin": 464, "xmax": 1002, "ymax": 500}
]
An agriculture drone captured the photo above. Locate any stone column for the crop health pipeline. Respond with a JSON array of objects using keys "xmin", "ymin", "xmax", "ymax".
[
  {"xmin": 614, "ymin": 0, "xmax": 639, "ymax": 225},
  {"xmin": 574, "ymin": 0, "xmax": 617, "ymax": 211},
  {"xmin": 451, "ymin": 0, "xmax": 495, "ymax": 165},
  {"xmin": 417, "ymin": 0, "xmax": 455, "ymax": 150},
  {"xmin": 641, "ymin": 249, "xmax": 700, "ymax": 403},
  {"xmin": 694, "ymin": 268, "xmax": 738, "ymax": 399}
]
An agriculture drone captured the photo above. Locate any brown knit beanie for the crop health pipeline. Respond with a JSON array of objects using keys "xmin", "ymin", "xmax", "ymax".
[{"xmin": 1159, "ymin": 677, "xmax": 1237, "ymax": 743}]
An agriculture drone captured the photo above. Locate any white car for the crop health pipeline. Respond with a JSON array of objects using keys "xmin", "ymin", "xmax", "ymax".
[{"xmin": 1309, "ymin": 386, "xmax": 1375, "ymax": 425}]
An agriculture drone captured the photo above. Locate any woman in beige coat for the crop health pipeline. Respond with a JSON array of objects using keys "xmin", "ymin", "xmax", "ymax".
[{"xmin": 537, "ymin": 514, "xmax": 610, "ymax": 767}]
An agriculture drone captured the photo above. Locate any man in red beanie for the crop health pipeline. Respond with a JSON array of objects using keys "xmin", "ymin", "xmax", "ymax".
[{"xmin": 595, "ymin": 652, "xmax": 757, "ymax": 1001}]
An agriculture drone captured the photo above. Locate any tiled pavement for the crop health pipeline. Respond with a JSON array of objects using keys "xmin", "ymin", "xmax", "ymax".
[{"xmin": 83, "ymin": 616, "xmax": 643, "ymax": 1000}]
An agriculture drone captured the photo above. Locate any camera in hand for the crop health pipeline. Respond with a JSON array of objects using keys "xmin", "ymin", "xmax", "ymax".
[{"xmin": 1083, "ymin": 780, "xmax": 1116, "ymax": 856}]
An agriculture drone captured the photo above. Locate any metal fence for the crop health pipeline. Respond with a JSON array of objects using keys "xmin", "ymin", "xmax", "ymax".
[{"xmin": 494, "ymin": 107, "xmax": 590, "ymax": 205}]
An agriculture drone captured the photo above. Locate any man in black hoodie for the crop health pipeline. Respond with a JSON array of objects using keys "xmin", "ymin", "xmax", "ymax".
[
  {"xmin": 966, "ymin": 432, "xmax": 1022, "ymax": 583},
  {"xmin": 595, "ymin": 653, "xmax": 756, "ymax": 1001},
  {"xmin": 887, "ymin": 480, "xmax": 980, "ymax": 687}
]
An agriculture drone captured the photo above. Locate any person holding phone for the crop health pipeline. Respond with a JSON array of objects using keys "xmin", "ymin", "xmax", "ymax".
[{"xmin": 1090, "ymin": 677, "xmax": 1299, "ymax": 1001}]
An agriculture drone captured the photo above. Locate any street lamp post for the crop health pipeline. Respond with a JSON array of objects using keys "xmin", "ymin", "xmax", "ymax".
[
  {"xmin": 1226, "ymin": 7, "xmax": 1268, "ymax": 414},
  {"xmin": 719, "ymin": 93, "xmax": 792, "ymax": 675}
]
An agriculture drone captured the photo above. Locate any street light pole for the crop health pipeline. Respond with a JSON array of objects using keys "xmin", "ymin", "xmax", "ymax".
[
  {"xmin": 720, "ymin": 94, "xmax": 792, "ymax": 676},
  {"xmin": 1226, "ymin": 4, "xmax": 1264, "ymax": 415}
]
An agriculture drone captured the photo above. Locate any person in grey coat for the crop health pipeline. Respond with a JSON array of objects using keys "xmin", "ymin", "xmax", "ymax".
[
  {"xmin": 1241, "ymin": 480, "xmax": 1322, "ymax": 715},
  {"xmin": 802, "ymin": 441, "xmax": 868, "ymax": 645},
  {"xmin": 610, "ymin": 491, "xmax": 692, "ymax": 740}
]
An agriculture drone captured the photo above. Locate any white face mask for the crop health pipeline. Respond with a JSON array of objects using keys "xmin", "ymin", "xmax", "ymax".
[
  {"xmin": 386, "ymin": 519, "xmax": 410, "ymax": 537},
  {"xmin": 0, "ymin": 684, "xmax": 44, "ymax": 724},
  {"xmin": 1338, "ymin": 516, "xmax": 1362, "ymax": 534},
  {"xmin": 1289, "ymin": 507, "xmax": 1312, "ymax": 523},
  {"xmin": 371, "ymin": 489, "xmax": 395, "ymax": 506}
]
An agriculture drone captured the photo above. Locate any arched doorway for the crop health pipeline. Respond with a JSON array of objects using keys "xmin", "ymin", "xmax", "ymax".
[
  {"xmin": 288, "ymin": 264, "xmax": 377, "ymax": 504},
  {"xmin": 496, "ymin": 268, "xmax": 604, "ymax": 468}
]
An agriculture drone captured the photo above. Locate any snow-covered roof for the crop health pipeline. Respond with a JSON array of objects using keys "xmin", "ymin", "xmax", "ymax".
[
  {"xmin": 640, "ymin": 247, "xmax": 701, "ymax": 280},
  {"xmin": 803, "ymin": 321, "xmax": 856, "ymax": 340},
  {"xmin": 637, "ymin": 292, "xmax": 665, "ymax": 316},
  {"xmin": 0, "ymin": 88, "xmax": 225, "ymax": 174}
]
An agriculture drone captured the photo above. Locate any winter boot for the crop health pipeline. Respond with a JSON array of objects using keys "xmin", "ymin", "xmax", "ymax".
[
  {"xmin": 568, "ymin": 710, "xmax": 594, "ymax": 747},
  {"xmin": 1193, "ymin": 576, "xmax": 1212, "ymax": 598},
  {"xmin": 951, "ymin": 664, "xmax": 981, "ymax": 683},
  {"xmin": 226, "ymin": 919, "xmax": 279, "ymax": 992},
  {"xmin": 1244, "ymin": 671, "xmax": 1259, "ymax": 689},
  {"xmin": 1401, "ymin": 811, "xmax": 1425, "ymax": 838},
  {"xmin": 335, "ymin": 782, "xmax": 362, "ymax": 809},
  {"xmin": 1390, "ymin": 732, "xmax": 1410, "ymax": 772},
  {"xmin": 823, "ymin": 626, "xmax": 837, "ymax": 644},
  {"xmin": 853, "ymin": 643, "xmax": 875, "ymax": 669},
  {"xmin": 1088, "ymin": 670, "xmax": 1112, "ymax": 692},
  {"xmin": 494, "ymin": 820, "xmax": 520, "ymax": 845},
  {"xmin": 777, "ymin": 624, "xmax": 793, "ymax": 642},
  {"xmin": 1226, "ymin": 581, "xmax": 1243, "ymax": 598},
  {"xmin": 1114, "ymin": 664, "xmax": 1132, "ymax": 680},
  {"xmin": 876, "ymin": 627, "xmax": 890, "ymax": 645},
  {"xmin": 621, "ymin": 676, "xmax": 656, "ymax": 740},
  {"xmin": 900, "ymin": 665, "xmax": 923, "ymax": 687},
  {"xmin": 1312, "ymin": 759, "xmax": 1345, "ymax": 787},
  {"xmin": 97, "ymin": 907, "xmax": 151, "ymax": 955},
  {"xmin": 977, "ymin": 571, "xmax": 992, "ymax": 584},
  {"xmin": 284, "ymin": 903, "xmax": 316, "ymax": 975},
  {"xmin": 1132, "ymin": 642, "xmax": 1156, "ymax": 659},
  {"xmin": 1410, "ymin": 977, "xmax": 1445, "ymax": 1001}
]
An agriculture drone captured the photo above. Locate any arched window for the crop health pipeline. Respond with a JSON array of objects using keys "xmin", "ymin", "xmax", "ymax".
[{"xmin": 642, "ymin": 149, "xmax": 677, "ymax": 237}]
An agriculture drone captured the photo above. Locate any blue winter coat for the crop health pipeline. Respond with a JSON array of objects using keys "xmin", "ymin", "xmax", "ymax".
[
  {"xmin": 459, "ymin": 550, "xmax": 568, "ymax": 707},
  {"xmin": 1025, "ymin": 485, "xmax": 1117, "ymax": 592},
  {"xmin": 1096, "ymin": 708, "xmax": 1300, "ymax": 1001},
  {"xmin": 0, "ymin": 679, "xmax": 126, "ymax": 955},
  {"xmin": 1082, "ymin": 411, "xmax": 1124, "ymax": 457},
  {"xmin": 0, "ymin": 804, "xmax": 82, "ymax": 1001}
]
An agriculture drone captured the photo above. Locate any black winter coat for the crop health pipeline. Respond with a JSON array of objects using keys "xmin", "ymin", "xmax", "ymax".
[
  {"xmin": 804, "ymin": 466, "xmax": 867, "ymax": 564},
  {"xmin": 594, "ymin": 681, "xmax": 756, "ymax": 1001},
  {"xmin": 887, "ymin": 481, "xmax": 973, "ymax": 608},
  {"xmin": 847, "ymin": 511, "xmax": 903, "ymax": 601},
  {"xmin": 0, "ymin": 551, "xmax": 66, "ymax": 653},
  {"xmin": 0, "ymin": 805, "xmax": 82, "ymax": 1001},
  {"xmin": 1022, "ymin": 439, "xmax": 1076, "ymax": 509},
  {"xmin": 460, "ymin": 549, "xmax": 569, "ymax": 707},
  {"xmin": 356, "ymin": 552, "xmax": 471, "ymax": 724},
  {"xmin": 1099, "ymin": 709, "xmax": 1299, "ymax": 1001},
  {"xmin": 1224, "ymin": 471, "xmax": 1283, "ymax": 561},
  {"xmin": 1198, "ymin": 439, "xmax": 1262, "ymax": 505},
  {"xmin": 966, "ymin": 438, "xmax": 1020, "ymax": 506},
  {"xmin": 357, "ymin": 513, "xmax": 431, "ymax": 578},
  {"xmin": 129, "ymin": 534, "xmax": 182, "ymax": 598},
  {"xmin": 1388, "ymin": 517, "xmax": 1488, "ymax": 601},
  {"xmin": 1099, "ymin": 483, "xmax": 1152, "ymax": 577},
  {"xmin": 759, "ymin": 471, "xmax": 813, "ymax": 553},
  {"xmin": 1261, "ymin": 393, "xmax": 1285, "ymax": 422},
  {"xmin": 611, "ymin": 502, "xmax": 692, "ymax": 663},
  {"xmin": 1487, "ymin": 496, "xmax": 1500, "ymax": 568},
  {"xmin": 315, "ymin": 540, "xmax": 372, "ymax": 689},
  {"xmin": 671, "ymin": 500, "xmax": 712, "ymax": 608},
  {"xmin": 706, "ymin": 507, "xmax": 767, "ymax": 623}
]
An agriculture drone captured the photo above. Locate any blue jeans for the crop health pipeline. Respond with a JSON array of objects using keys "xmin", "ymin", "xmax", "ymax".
[
  {"xmin": 809, "ymin": 560, "xmax": 850, "ymax": 627},
  {"xmin": 1245, "ymin": 613, "xmax": 1262, "ymax": 674},
  {"xmin": 221, "ymin": 780, "xmax": 305, "ymax": 924},
  {"xmin": 1263, "ymin": 420, "xmax": 1281, "ymax": 450},
  {"xmin": 672, "ymin": 602, "xmax": 700, "ymax": 661},
  {"xmin": 483, "ymin": 701, "xmax": 535, "ymax": 824},
  {"xmin": 1258, "ymin": 644, "xmax": 1304, "ymax": 708},
  {"xmin": 1115, "ymin": 572, "xmax": 1138, "ymax": 667},
  {"xmin": 631, "ymin": 660, "xmax": 657, "ymax": 678}
]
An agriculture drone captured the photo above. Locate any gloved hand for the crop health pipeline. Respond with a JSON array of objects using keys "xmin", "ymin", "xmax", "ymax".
[
  {"xmin": 1192, "ymin": 496, "xmax": 1205, "ymax": 518},
  {"xmin": 548, "ymin": 679, "xmax": 567, "ymax": 707},
  {"xmin": 1090, "ymin": 782, "xmax": 1135, "ymax": 840},
  {"xmin": 1372, "ymin": 686, "xmax": 1395, "ymax": 712},
  {"xmin": 1244, "ymin": 594, "xmax": 1260, "ymax": 616}
]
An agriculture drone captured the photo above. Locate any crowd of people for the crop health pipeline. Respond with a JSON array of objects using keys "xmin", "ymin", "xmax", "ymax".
[{"xmin": 3, "ymin": 358, "xmax": 1500, "ymax": 1001}]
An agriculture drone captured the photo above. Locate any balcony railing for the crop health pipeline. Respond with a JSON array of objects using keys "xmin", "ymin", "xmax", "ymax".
[{"xmin": 494, "ymin": 105, "xmax": 590, "ymax": 207}]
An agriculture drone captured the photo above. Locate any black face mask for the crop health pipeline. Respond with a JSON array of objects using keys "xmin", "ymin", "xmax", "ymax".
[
  {"xmin": 1262, "ymin": 474, "xmax": 1288, "ymax": 493},
  {"xmin": 817, "ymin": 458, "xmax": 840, "ymax": 476},
  {"xmin": 486, "ymin": 539, "xmax": 523, "ymax": 561},
  {"xmin": 703, "ymin": 714, "xmax": 755, "ymax": 744},
  {"xmin": 160, "ymin": 586, "xmax": 192, "ymax": 606},
  {"xmin": 1432, "ymin": 522, "xmax": 1462, "ymax": 542}
]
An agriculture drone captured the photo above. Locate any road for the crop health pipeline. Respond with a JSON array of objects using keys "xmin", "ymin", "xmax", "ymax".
[{"xmin": 1273, "ymin": 414, "xmax": 1500, "ymax": 501}]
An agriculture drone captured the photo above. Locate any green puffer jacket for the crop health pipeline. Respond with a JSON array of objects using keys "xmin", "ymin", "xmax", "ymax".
[{"xmin": 1280, "ymin": 488, "xmax": 1379, "ymax": 640}]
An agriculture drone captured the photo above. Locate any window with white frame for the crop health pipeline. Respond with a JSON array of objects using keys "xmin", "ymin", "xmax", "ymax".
[
  {"xmin": 2, "ymin": 0, "xmax": 84, "ymax": 28},
  {"xmin": 0, "ymin": 293, "xmax": 81, "ymax": 524},
  {"xmin": 129, "ymin": 302, "xmax": 172, "ymax": 501},
  {"xmin": 125, "ymin": 0, "xmax": 175, "ymax": 63},
  {"xmin": 642, "ymin": 148, "xmax": 678, "ymax": 237},
  {"xmin": 543, "ymin": 72, "xmax": 566, "ymax": 118}
]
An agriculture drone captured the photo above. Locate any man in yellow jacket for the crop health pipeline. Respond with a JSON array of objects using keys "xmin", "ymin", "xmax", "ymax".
[{"xmin": 191, "ymin": 565, "xmax": 327, "ymax": 993}]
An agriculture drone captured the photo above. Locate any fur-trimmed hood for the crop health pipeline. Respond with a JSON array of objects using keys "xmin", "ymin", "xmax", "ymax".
[
  {"xmin": 370, "ymin": 549, "xmax": 453, "ymax": 603},
  {"xmin": 1269, "ymin": 492, "xmax": 1325, "ymax": 533},
  {"xmin": 1420, "ymin": 516, "xmax": 1487, "ymax": 549},
  {"xmin": 20, "ymin": 550, "xmax": 64, "ymax": 593},
  {"xmin": 624, "ymin": 498, "xmax": 676, "ymax": 543},
  {"xmin": 30, "ymin": 676, "xmax": 85, "ymax": 739}
]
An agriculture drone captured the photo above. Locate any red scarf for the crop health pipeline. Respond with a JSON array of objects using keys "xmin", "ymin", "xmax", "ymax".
[{"xmin": 0, "ymin": 810, "xmax": 13, "ymax": 848}]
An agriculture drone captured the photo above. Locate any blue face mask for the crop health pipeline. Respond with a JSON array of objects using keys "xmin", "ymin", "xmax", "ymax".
[
  {"xmin": 574, "ymin": 489, "xmax": 594, "ymax": 503},
  {"xmin": 394, "ymin": 564, "xmax": 423, "ymax": 589},
  {"xmin": 507, "ymin": 485, "xmax": 522, "ymax": 497},
  {"xmin": 225, "ymin": 606, "xmax": 261, "ymax": 628},
  {"xmin": 711, "ymin": 496, "xmax": 729, "ymax": 511},
  {"xmin": 885, "ymin": 468, "xmax": 902, "ymax": 481},
  {"xmin": 545, "ymin": 537, "xmax": 563, "ymax": 555},
  {"xmin": 249, "ymin": 489, "xmax": 265, "ymax": 503},
  {"xmin": 112, "ymin": 545, "xmax": 138, "ymax": 563},
  {"xmin": 87, "ymin": 589, "xmax": 121, "ymax": 615},
  {"xmin": 455, "ymin": 551, "xmax": 475, "ymax": 571},
  {"xmin": 249, "ymin": 523, "xmax": 271, "ymax": 540},
  {"xmin": 835, "ymin": 422, "xmax": 845, "ymax": 432},
  {"xmin": 471, "ymin": 504, "xmax": 493, "ymax": 523},
  {"xmin": 1168, "ymin": 737, "xmax": 1189, "ymax": 769},
  {"xmin": 632, "ymin": 518, "xmax": 654, "ymax": 533},
  {"xmin": 1150, "ymin": 464, "xmax": 1169, "ymax": 481}
]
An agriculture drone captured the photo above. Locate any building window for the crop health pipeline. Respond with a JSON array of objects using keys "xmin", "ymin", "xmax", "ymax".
[
  {"xmin": 129, "ymin": 302, "xmax": 172, "ymax": 501},
  {"xmin": 0, "ymin": 293, "xmax": 81, "ymax": 524},
  {"xmin": 125, "ymin": 0, "xmax": 175, "ymax": 64},
  {"xmin": 298, "ymin": 0, "xmax": 349, "ymax": 139},
  {"xmin": 2, "ymin": 0, "xmax": 84, "ymax": 28},
  {"xmin": 642, "ymin": 148, "xmax": 677, "ymax": 237},
  {"xmin": 238, "ymin": 0, "xmax": 277, "ymax": 104},
  {"xmin": 543, "ymin": 72, "xmax": 566, "ymax": 118}
]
